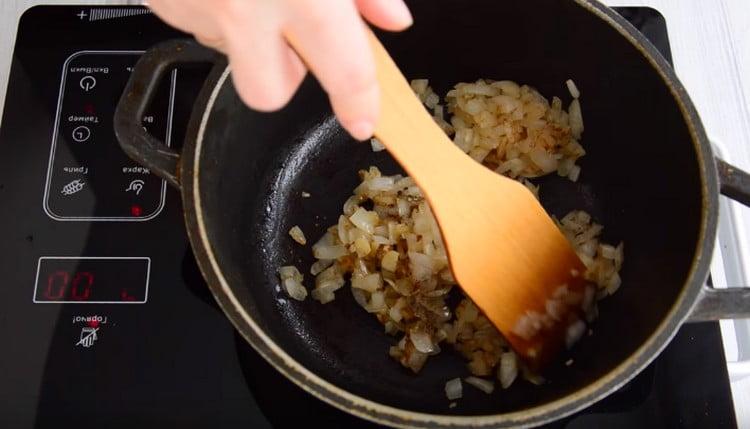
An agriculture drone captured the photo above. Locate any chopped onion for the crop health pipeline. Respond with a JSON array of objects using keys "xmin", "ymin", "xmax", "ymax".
[
  {"xmin": 277, "ymin": 266, "xmax": 307, "ymax": 301},
  {"xmin": 352, "ymin": 273, "xmax": 382, "ymax": 292},
  {"xmin": 283, "ymin": 278, "xmax": 307, "ymax": 301},
  {"xmin": 310, "ymin": 259, "xmax": 333, "ymax": 276},
  {"xmin": 605, "ymin": 272, "xmax": 622, "ymax": 295},
  {"xmin": 568, "ymin": 165, "xmax": 581, "ymax": 182},
  {"xmin": 313, "ymin": 244, "xmax": 347, "ymax": 260},
  {"xmin": 600, "ymin": 244, "xmax": 617, "ymax": 260},
  {"xmin": 300, "ymin": 77, "xmax": 626, "ymax": 381},
  {"xmin": 445, "ymin": 378, "xmax": 463, "ymax": 400},
  {"xmin": 530, "ymin": 147, "xmax": 558, "ymax": 173},
  {"xmin": 389, "ymin": 298, "xmax": 406, "ymax": 322},
  {"xmin": 409, "ymin": 328, "xmax": 436, "ymax": 354},
  {"xmin": 312, "ymin": 265, "xmax": 345, "ymax": 304},
  {"xmin": 381, "ymin": 250, "xmax": 400, "ymax": 272},
  {"xmin": 464, "ymin": 376, "xmax": 495, "ymax": 394},
  {"xmin": 349, "ymin": 207, "xmax": 379, "ymax": 234},
  {"xmin": 498, "ymin": 352, "xmax": 518, "ymax": 389},
  {"xmin": 408, "ymin": 251, "xmax": 434, "ymax": 282},
  {"xmin": 337, "ymin": 215, "xmax": 351, "ymax": 244},
  {"xmin": 365, "ymin": 290, "xmax": 387, "ymax": 313},
  {"xmin": 370, "ymin": 138, "xmax": 386, "ymax": 152},
  {"xmin": 569, "ymin": 99, "xmax": 584, "ymax": 139},
  {"xmin": 566, "ymin": 79, "xmax": 580, "ymax": 99},
  {"xmin": 353, "ymin": 235, "xmax": 371, "ymax": 258},
  {"xmin": 565, "ymin": 319, "xmax": 586, "ymax": 349},
  {"xmin": 288, "ymin": 225, "xmax": 306, "ymax": 245}
]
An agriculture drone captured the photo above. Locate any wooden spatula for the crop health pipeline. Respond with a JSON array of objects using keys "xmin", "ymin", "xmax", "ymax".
[
  {"xmin": 365, "ymin": 32, "xmax": 589, "ymax": 368},
  {"xmin": 289, "ymin": 30, "xmax": 589, "ymax": 367}
]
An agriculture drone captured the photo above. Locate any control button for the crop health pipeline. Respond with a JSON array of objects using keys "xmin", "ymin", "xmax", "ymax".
[
  {"xmin": 76, "ymin": 326, "xmax": 99, "ymax": 348},
  {"xmin": 72, "ymin": 125, "xmax": 90, "ymax": 142},
  {"xmin": 130, "ymin": 204, "xmax": 144, "ymax": 217},
  {"xmin": 79, "ymin": 75, "xmax": 96, "ymax": 91},
  {"xmin": 61, "ymin": 179, "xmax": 85, "ymax": 196},
  {"xmin": 125, "ymin": 179, "xmax": 145, "ymax": 196}
]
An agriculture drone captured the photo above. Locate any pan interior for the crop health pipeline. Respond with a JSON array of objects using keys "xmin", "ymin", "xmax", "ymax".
[{"xmin": 194, "ymin": 0, "xmax": 704, "ymax": 416}]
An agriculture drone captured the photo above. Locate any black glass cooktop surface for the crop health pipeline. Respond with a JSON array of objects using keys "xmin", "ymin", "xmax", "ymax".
[{"xmin": 0, "ymin": 5, "xmax": 735, "ymax": 428}]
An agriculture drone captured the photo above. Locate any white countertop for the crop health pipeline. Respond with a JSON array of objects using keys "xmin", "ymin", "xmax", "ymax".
[{"xmin": 1, "ymin": 0, "xmax": 749, "ymax": 425}]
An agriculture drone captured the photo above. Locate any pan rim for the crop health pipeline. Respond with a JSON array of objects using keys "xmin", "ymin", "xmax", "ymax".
[{"xmin": 184, "ymin": 1, "xmax": 719, "ymax": 427}]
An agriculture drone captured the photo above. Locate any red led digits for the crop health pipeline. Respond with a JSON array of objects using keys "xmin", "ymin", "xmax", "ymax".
[
  {"xmin": 44, "ymin": 270, "xmax": 69, "ymax": 300},
  {"xmin": 35, "ymin": 259, "xmax": 148, "ymax": 303},
  {"xmin": 71, "ymin": 271, "xmax": 94, "ymax": 301}
]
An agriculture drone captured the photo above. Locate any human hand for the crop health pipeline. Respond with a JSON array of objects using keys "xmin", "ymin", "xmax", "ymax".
[{"xmin": 147, "ymin": 0, "xmax": 413, "ymax": 140}]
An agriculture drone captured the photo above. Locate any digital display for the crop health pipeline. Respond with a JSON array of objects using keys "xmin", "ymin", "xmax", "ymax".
[{"xmin": 34, "ymin": 257, "xmax": 150, "ymax": 303}]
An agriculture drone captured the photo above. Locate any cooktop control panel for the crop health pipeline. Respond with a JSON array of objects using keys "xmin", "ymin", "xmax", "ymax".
[{"xmin": 43, "ymin": 51, "xmax": 174, "ymax": 221}]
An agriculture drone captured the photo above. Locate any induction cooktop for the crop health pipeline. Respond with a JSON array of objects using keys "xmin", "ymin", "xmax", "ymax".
[{"xmin": 0, "ymin": 5, "xmax": 736, "ymax": 428}]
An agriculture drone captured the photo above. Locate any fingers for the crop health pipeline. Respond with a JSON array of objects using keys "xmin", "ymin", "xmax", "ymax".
[
  {"xmin": 221, "ymin": 3, "xmax": 308, "ymax": 111},
  {"xmin": 284, "ymin": 0, "xmax": 379, "ymax": 140},
  {"xmin": 151, "ymin": 0, "xmax": 307, "ymax": 111},
  {"xmin": 149, "ymin": 0, "xmax": 415, "ymax": 141},
  {"xmin": 148, "ymin": 0, "xmax": 224, "ymax": 45},
  {"xmin": 355, "ymin": 0, "xmax": 413, "ymax": 31}
]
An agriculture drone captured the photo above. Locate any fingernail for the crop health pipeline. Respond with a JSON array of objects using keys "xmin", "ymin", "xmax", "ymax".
[
  {"xmin": 349, "ymin": 120, "xmax": 375, "ymax": 141},
  {"xmin": 392, "ymin": 0, "xmax": 413, "ymax": 28}
]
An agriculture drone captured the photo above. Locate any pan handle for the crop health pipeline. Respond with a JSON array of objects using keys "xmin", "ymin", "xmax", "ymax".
[
  {"xmin": 114, "ymin": 39, "xmax": 222, "ymax": 188},
  {"xmin": 688, "ymin": 157, "xmax": 750, "ymax": 322}
]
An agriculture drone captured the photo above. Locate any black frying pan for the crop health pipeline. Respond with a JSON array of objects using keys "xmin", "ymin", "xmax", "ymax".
[{"xmin": 114, "ymin": 0, "xmax": 750, "ymax": 427}]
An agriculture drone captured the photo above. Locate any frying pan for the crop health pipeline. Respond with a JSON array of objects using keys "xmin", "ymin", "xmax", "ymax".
[{"xmin": 114, "ymin": 0, "xmax": 750, "ymax": 427}]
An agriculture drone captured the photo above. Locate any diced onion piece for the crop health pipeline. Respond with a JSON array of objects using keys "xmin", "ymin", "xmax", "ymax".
[
  {"xmin": 410, "ymin": 79, "xmax": 429, "ymax": 97},
  {"xmin": 566, "ymin": 79, "xmax": 580, "ymax": 99},
  {"xmin": 288, "ymin": 225, "xmax": 306, "ymax": 245},
  {"xmin": 312, "ymin": 265, "xmax": 345, "ymax": 304},
  {"xmin": 310, "ymin": 259, "xmax": 333, "ymax": 276},
  {"xmin": 311, "ymin": 287, "xmax": 335, "ymax": 304},
  {"xmin": 568, "ymin": 165, "xmax": 581, "ymax": 182},
  {"xmin": 389, "ymin": 298, "xmax": 406, "ymax": 322},
  {"xmin": 522, "ymin": 368, "xmax": 546, "ymax": 386},
  {"xmin": 278, "ymin": 266, "xmax": 307, "ymax": 301},
  {"xmin": 337, "ymin": 215, "xmax": 351, "ymax": 244},
  {"xmin": 565, "ymin": 319, "xmax": 586, "ymax": 349},
  {"xmin": 445, "ymin": 378, "xmax": 463, "ymax": 400},
  {"xmin": 464, "ymin": 377, "xmax": 495, "ymax": 394},
  {"xmin": 409, "ymin": 329, "xmax": 436, "ymax": 353},
  {"xmin": 349, "ymin": 207, "xmax": 379, "ymax": 234},
  {"xmin": 313, "ymin": 244, "xmax": 347, "ymax": 260},
  {"xmin": 600, "ymin": 244, "xmax": 617, "ymax": 260},
  {"xmin": 283, "ymin": 278, "xmax": 307, "ymax": 301},
  {"xmin": 278, "ymin": 265, "xmax": 302, "ymax": 282},
  {"xmin": 381, "ymin": 250, "xmax": 400, "ymax": 272},
  {"xmin": 498, "ymin": 352, "xmax": 518, "ymax": 388},
  {"xmin": 352, "ymin": 273, "xmax": 382, "ymax": 292},
  {"xmin": 354, "ymin": 235, "xmax": 371, "ymax": 258},
  {"xmin": 370, "ymin": 138, "xmax": 386, "ymax": 152},
  {"xmin": 408, "ymin": 251, "xmax": 434, "ymax": 282},
  {"xmin": 605, "ymin": 272, "xmax": 622, "ymax": 295},
  {"xmin": 366, "ymin": 290, "xmax": 387, "ymax": 313},
  {"xmin": 569, "ymin": 99, "xmax": 584, "ymax": 139},
  {"xmin": 530, "ymin": 147, "xmax": 558, "ymax": 173}
]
